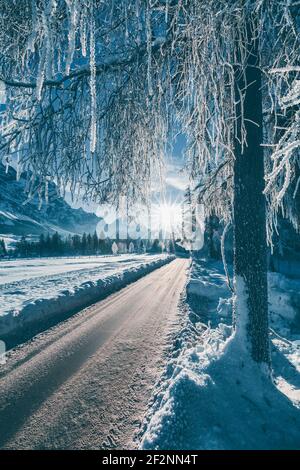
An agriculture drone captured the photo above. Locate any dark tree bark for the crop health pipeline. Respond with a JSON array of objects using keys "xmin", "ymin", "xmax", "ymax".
[
  {"xmin": 233, "ymin": 18, "xmax": 270, "ymax": 366},
  {"xmin": 205, "ymin": 215, "xmax": 220, "ymax": 259}
]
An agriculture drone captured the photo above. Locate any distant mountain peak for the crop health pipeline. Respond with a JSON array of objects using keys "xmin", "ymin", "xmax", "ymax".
[{"xmin": 0, "ymin": 164, "xmax": 100, "ymax": 239}]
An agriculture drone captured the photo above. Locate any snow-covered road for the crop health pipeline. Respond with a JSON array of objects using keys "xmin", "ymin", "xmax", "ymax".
[
  {"xmin": 0, "ymin": 258, "xmax": 188, "ymax": 449},
  {"xmin": 0, "ymin": 254, "xmax": 169, "ymax": 313}
]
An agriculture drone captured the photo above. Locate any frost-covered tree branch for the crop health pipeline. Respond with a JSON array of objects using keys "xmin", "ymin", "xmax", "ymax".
[
  {"xmin": 0, "ymin": 0, "xmax": 175, "ymax": 205},
  {"xmin": 264, "ymin": 72, "xmax": 300, "ymax": 239},
  {"xmin": 0, "ymin": 0, "xmax": 299, "ymax": 226},
  {"xmin": 1, "ymin": 0, "xmax": 300, "ymax": 367}
]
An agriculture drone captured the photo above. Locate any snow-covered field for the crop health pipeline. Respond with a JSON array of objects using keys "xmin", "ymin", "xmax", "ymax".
[
  {"xmin": 0, "ymin": 254, "xmax": 161, "ymax": 285},
  {"xmin": 141, "ymin": 258, "xmax": 300, "ymax": 450},
  {"xmin": 0, "ymin": 254, "xmax": 174, "ymax": 339}
]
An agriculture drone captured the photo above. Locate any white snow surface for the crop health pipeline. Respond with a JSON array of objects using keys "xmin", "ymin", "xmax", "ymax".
[
  {"xmin": 0, "ymin": 254, "xmax": 174, "ymax": 338},
  {"xmin": 141, "ymin": 258, "xmax": 300, "ymax": 450}
]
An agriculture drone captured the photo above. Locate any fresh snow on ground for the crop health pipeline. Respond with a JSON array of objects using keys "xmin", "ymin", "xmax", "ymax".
[
  {"xmin": 0, "ymin": 254, "xmax": 173, "ymax": 339},
  {"xmin": 141, "ymin": 257, "xmax": 300, "ymax": 450},
  {"xmin": 0, "ymin": 254, "xmax": 157, "ymax": 285}
]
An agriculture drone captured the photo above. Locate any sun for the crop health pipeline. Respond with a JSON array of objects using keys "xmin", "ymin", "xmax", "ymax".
[{"xmin": 152, "ymin": 200, "xmax": 182, "ymax": 238}]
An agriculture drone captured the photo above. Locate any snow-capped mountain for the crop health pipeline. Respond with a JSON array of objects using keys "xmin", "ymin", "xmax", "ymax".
[{"xmin": 0, "ymin": 164, "xmax": 100, "ymax": 241}]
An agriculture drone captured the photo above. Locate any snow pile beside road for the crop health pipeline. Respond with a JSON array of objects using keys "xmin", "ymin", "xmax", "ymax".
[
  {"xmin": 0, "ymin": 254, "xmax": 174, "ymax": 339},
  {"xmin": 141, "ymin": 258, "xmax": 300, "ymax": 450},
  {"xmin": 187, "ymin": 258, "xmax": 300, "ymax": 329},
  {"xmin": 141, "ymin": 325, "xmax": 300, "ymax": 449}
]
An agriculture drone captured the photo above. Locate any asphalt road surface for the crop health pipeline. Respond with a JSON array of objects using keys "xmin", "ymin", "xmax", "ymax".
[{"xmin": 0, "ymin": 258, "xmax": 188, "ymax": 449}]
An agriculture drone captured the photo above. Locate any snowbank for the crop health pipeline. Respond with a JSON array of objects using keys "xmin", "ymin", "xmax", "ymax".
[
  {"xmin": 187, "ymin": 259, "xmax": 300, "ymax": 328},
  {"xmin": 141, "ymin": 325, "xmax": 300, "ymax": 449},
  {"xmin": 0, "ymin": 255, "xmax": 174, "ymax": 340},
  {"xmin": 140, "ymin": 258, "xmax": 300, "ymax": 450},
  {"xmin": 269, "ymin": 272, "xmax": 300, "ymax": 325}
]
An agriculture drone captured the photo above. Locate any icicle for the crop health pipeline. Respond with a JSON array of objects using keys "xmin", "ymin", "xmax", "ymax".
[
  {"xmin": 42, "ymin": 12, "xmax": 52, "ymax": 79},
  {"xmin": 35, "ymin": 6, "xmax": 47, "ymax": 102},
  {"xmin": 39, "ymin": 0, "xmax": 57, "ymax": 79},
  {"xmin": 125, "ymin": 4, "xmax": 129, "ymax": 40},
  {"xmin": 36, "ymin": 60, "xmax": 45, "ymax": 101},
  {"xmin": 293, "ymin": 176, "xmax": 300, "ymax": 199},
  {"xmin": 45, "ymin": 180, "xmax": 49, "ymax": 204},
  {"xmin": 26, "ymin": 0, "xmax": 37, "ymax": 53},
  {"xmin": 89, "ymin": 6, "xmax": 97, "ymax": 154},
  {"xmin": 5, "ymin": 157, "xmax": 10, "ymax": 174},
  {"xmin": 57, "ymin": 48, "xmax": 61, "ymax": 74},
  {"xmin": 16, "ymin": 165, "xmax": 22, "ymax": 182},
  {"xmin": 165, "ymin": 0, "xmax": 169, "ymax": 23},
  {"xmin": 146, "ymin": 3, "xmax": 153, "ymax": 97},
  {"xmin": 135, "ymin": 0, "xmax": 140, "ymax": 19},
  {"xmin": 136, "ymin": 0, "xmax": 142, "ymax": 45},
  {"xmin": 65, "ymin": 0, "xmax": 79, "ymax": 75},
  {"xmin": 80, "ymin": 9, "xmax": 87, "ymax": 57},
  {"xmin": 16, "ymin": 154, "xmax": 21, "ymax": 181},
  {"xmin": 0, "ymin": 80, "xmax": 6, "ymax": 104},
  {"xmin": 38, "ymin": 187, "xmax": 43, "ymax": 210}
]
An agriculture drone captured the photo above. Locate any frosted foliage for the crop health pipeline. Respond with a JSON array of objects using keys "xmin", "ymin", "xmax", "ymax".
[
  {"xmin": 196, "ymin": 159, "xmax": 233, "ymax": 223},
  {"xmin": 0, "ymin": 0, "xmax": 299, "ymax": 218},
  {"xmin": 265, "ymin": 69, "xmax": 300, "ymax": 239},
  {"xmin": 146, "ymin": 2, "xmax": 153, "ymax": 97},
  {"xmin": 36, "ymin": 50, "xmax": 45, "ymax": 101},
  {"xmin": 0, "ymin": 0, "xmax": 168, "ymax": 206},
  {"xmin": 280, "ymin": 80, "xmax": 300, "ymax": 109},
  {"xmin": 65, "ymin": 0, "xmax": 79, "ymax": 75},
  {"xmin": 89, "ymin": 11, "xmax": 96, "ymax": 154},
  {"xmin": 173, "ymin": 1, "xmax": 300, "ymax": 234}
]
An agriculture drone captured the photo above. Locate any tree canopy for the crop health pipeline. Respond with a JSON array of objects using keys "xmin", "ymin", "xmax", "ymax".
[{"xmin": 0, "ymin": 1, "xmax": 299, "ymax": 235}]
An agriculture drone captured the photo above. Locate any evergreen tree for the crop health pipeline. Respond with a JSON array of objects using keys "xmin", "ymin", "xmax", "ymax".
[
  {"xmin": 39, "ymin": 233, "xmax": 45, "ymax": 257},
  {"xmin": 51, "ymin": 232, "xmax": 62, "ymax": 255},
  {"xmin": 45, "ymin": 233, "xmax": 51, "ymax": 255},
  {"xmin": 66, "ymin": 234, "xmax": 73, "ymax": 254},
  {"xmin": 18, "ymin": 235, "xmax": 29, "ymax": 257},
  {"xmin": 72, "ymin": 234, "xmax": 81, "ymax": 253},
  {"xmin": 92, "ymin": 231, "xmax": 98, "ymax": 253},
  {"xmin": 87, "ymin": 233, "xmax": 93, "ymax": 254},
  {"xmin": 0, "ymin": 239, "xmax": 7, "ymax": 257},
  {"xmin": 81, "ymin": 233, "xmax": 87, "ymax": 255}
]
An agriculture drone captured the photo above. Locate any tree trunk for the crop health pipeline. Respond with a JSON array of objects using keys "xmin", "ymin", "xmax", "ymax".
[
  {"xmin": 206, "ymin": 215, "xmax": 217, "ymax": 259},
  {"xmin": 233, "ymin": 18, "xmax": 270, "ymax": 366}
]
